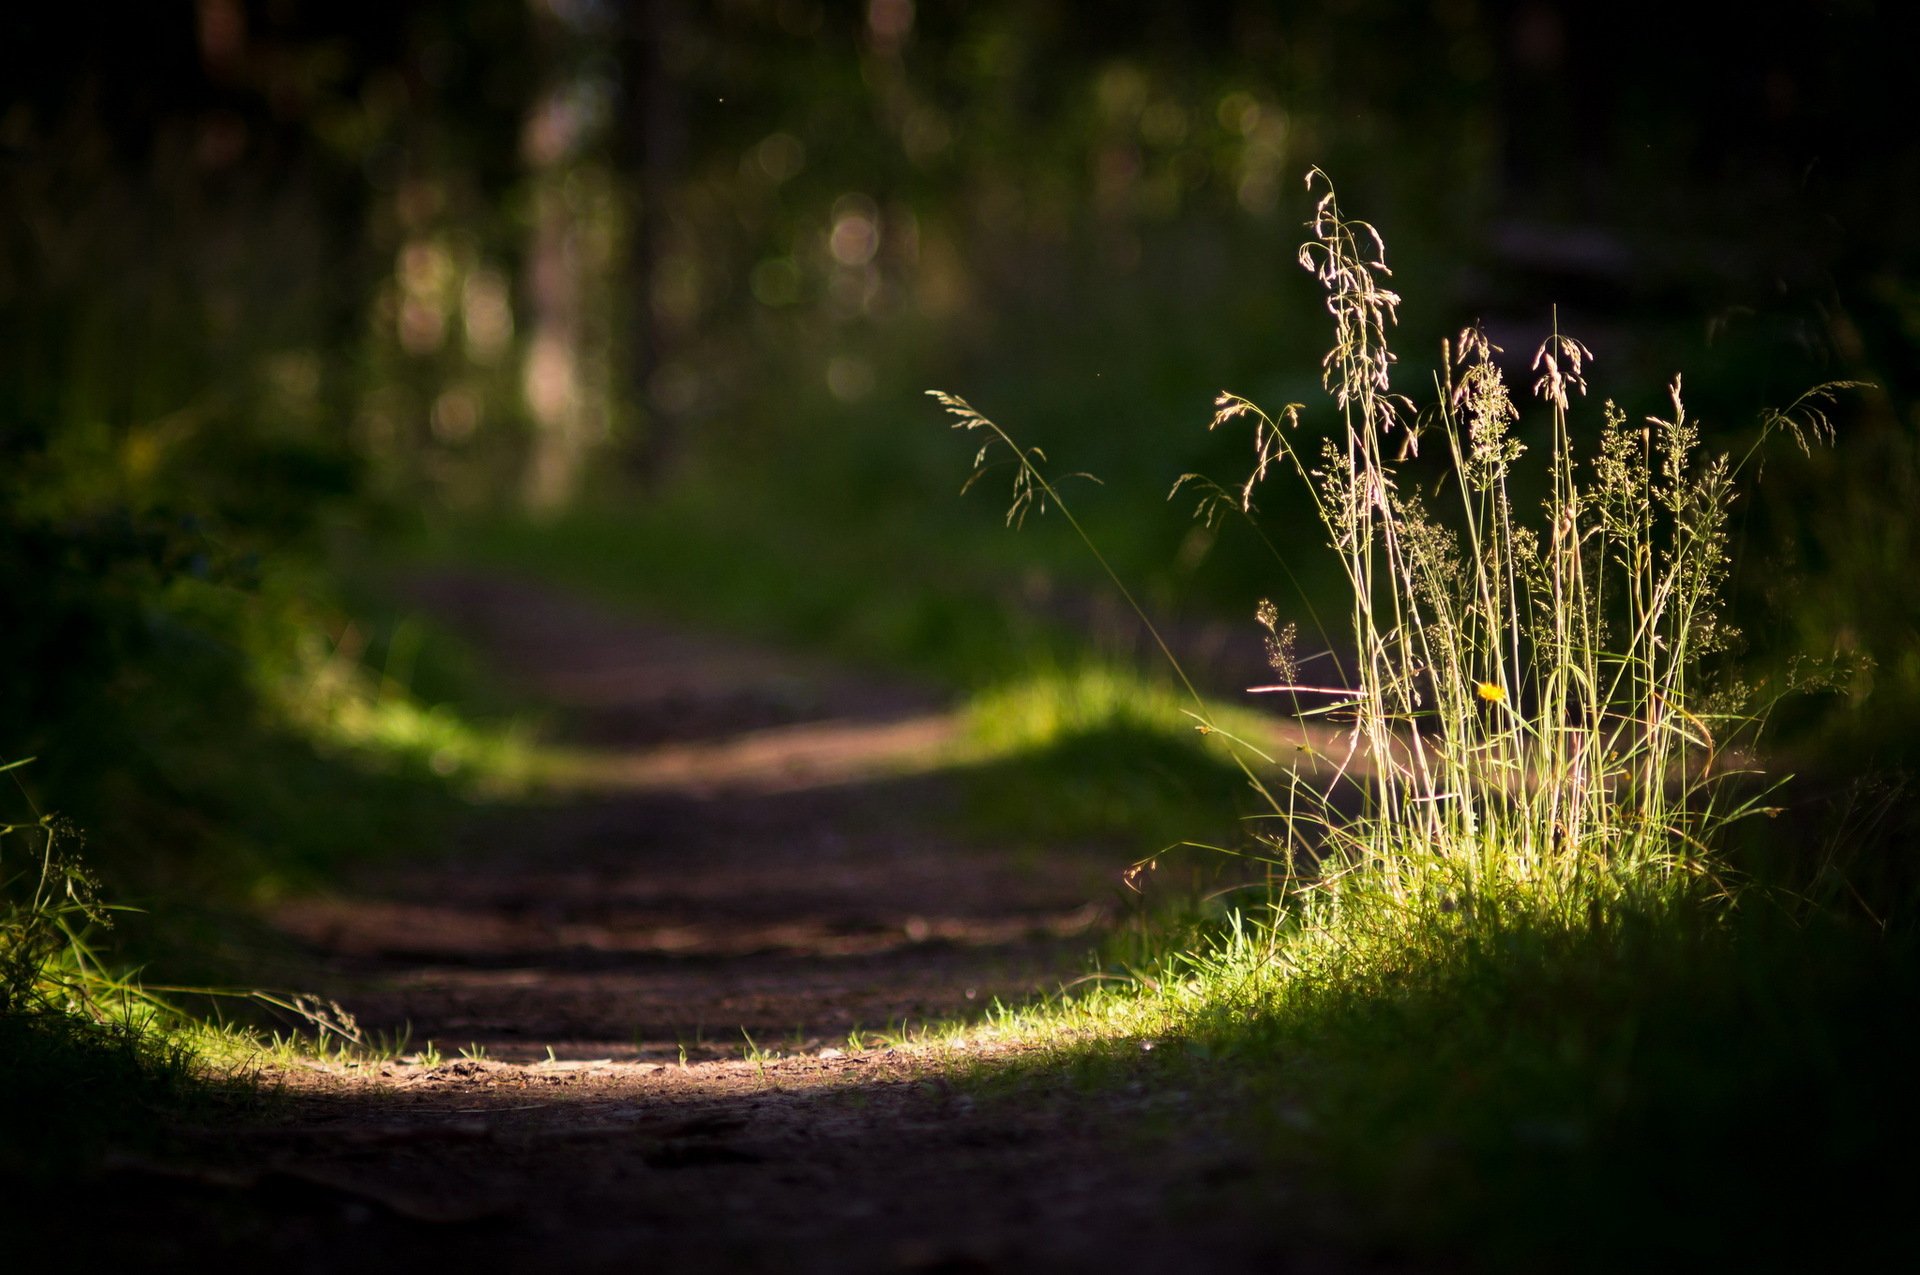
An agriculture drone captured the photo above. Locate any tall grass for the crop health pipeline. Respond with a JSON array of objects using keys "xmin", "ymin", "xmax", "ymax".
[
  {"xmin": 942, "ymin": 169, "xmax": 1852, "ymax": 947},
  {"xmin": 1225, "ymin": 172, "xmax": 1799, "ymax": 940},
  {"xmin": 934, "ymin": 172, "xmax": 1894, "ymax": 1264}
]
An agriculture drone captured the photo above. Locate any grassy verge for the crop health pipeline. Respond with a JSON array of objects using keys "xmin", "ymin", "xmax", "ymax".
[
  {"xmin": 953, "ymin": 890, "xmax": 1912, "ymax": 1268},
  {"xmin": 957, "ymin": 663, "xmax": 1268, "ymax": 852}
]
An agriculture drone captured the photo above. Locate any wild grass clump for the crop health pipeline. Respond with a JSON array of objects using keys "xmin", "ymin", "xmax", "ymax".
[
  {"xmin": 944, "ymin": 168, "xmax": 1850, "ymax": 951},
  {"xmin": 1225, "ymin": 172, "xmax": 1830, "ymax": 939},
  {"xmin": 1, "ymin": 798, "xmax": 159, "ymax": 1028}
]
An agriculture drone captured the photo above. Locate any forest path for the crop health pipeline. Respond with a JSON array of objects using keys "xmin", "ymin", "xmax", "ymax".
[
  {"xmin": 100, "ymin": 569, "xmax": 1324, "ymax": 1273},
  {"xmin": 272, "ymin": 568, "xmax": 1114, "ymax": 1065}
]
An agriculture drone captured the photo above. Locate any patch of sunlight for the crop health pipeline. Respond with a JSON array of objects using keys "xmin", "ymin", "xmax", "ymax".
[
  {"xmin": 958, "ymin": 663, "xmax": 1282, "ymax": 766},
  {"xmin": 542, "ymin": 712, "xmax": 961, "ymax": 797},
  {"xmin": 264, "ymin": 626, "xmax": 541, "ymax": 797}
]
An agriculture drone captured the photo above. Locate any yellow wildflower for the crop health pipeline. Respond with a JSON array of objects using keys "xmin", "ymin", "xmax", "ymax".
[{"xmin": 1476, "ymin": 682, "xmax": 1506, "ymax": 703}]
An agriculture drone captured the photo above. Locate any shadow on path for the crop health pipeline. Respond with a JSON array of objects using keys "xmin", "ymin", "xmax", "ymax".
[{"xmin": 71, "ymin": 569, "xmax": 1347, "ymax": 1272}]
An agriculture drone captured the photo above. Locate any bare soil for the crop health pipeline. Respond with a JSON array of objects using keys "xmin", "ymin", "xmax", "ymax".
[{"xmin": 69, "ymin": 570, "xmax": 1379, "ymax": 1272}]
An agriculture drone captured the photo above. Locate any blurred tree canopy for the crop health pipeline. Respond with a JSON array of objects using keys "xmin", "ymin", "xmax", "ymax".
[{"xmin": 10, "ymin": 1, "xmax": 1912, "ymax": 514}]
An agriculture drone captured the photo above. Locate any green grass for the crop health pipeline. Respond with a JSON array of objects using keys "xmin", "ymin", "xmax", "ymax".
[
  {"xmin": 943, "ymin": 891, "xmax": 1913, "ymax": 1268},
  {"xmin": 913, "ymin": 171, "xmax": 1915, "ymax": 1267},
  {"xmin": 956, "ymin": 663, "xmax": 1269, "ymax": 852},
  {"xmin": 0, "ymin": 1008, "xmax": 195, "ymax": 1175},
  {"xmin": 253, "ymin": 594, "xmax": 539, "ymax": 803},
  {"xmin": 7, "ymin": 553, "xmax": 537, "ymax": 914}
]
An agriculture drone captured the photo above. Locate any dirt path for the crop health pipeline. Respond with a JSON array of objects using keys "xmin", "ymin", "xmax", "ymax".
[
  {"xmin": 271, "ymin": 569, "xmax": 1127, "ymax": 1062},
  {"xmin": 88, "ymin": 571, "xmax": 1346, "ymax": 1272}
]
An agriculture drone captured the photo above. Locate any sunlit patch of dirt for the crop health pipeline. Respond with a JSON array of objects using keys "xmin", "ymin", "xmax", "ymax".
[{"xmin": 550, "ymin": 712, "xmax": 966, "ymax": 795}]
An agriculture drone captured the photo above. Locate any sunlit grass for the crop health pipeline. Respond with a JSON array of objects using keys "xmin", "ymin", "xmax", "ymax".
[
  {"xmin": 0, "ymin": 804, "xmax": 280, "ymax": 1172},
  {"xmin": 261, "ymin": 621, "xmax": 539, "ymax": 797},
  {"xmin": 953, "ymin": 663, "xmax": 1280, "ymax": 854},
  {"xmin": 920, "ymin": 170, "xmax": 1898, "ymax": 1266},
  {"xmin": 963, "ymin": 663, "xmax": 1259, "ymax": 757}
]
